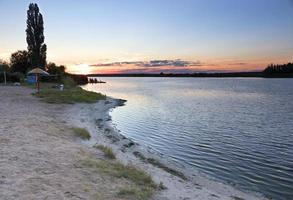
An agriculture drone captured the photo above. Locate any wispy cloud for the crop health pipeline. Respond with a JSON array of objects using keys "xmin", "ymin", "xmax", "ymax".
[
  {"xmin": 91, "ymin": 59, "xmax": 202, "ymax": 68},
  {"xmin": 228, "ymin": 62, "xmax": 248, "ymax": 66}
]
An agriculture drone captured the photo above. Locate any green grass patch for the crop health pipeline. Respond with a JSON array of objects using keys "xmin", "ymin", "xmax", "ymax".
[
  {"xmin": 72, "ymin": 127, "xmax": 91, "ymax": 140},
  {"xmin": 117, "ymin": 187, "xmax": 153, "ymax": 200},
  {"xmin": 35, "ymin": 86, "xmax": 106, "ymax": 104},
  {"xmin": 95, "ymin": 145, "xmax": 116, "ymax": 159},
  {"xmin": 61, "ymin": 76, "xmax": 77, "ymax": 88}
]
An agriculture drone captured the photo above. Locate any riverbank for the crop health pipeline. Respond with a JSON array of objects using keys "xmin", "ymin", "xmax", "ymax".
[
  {"xmin": 63, "ymin": 89, "xmax": 267, "ymax": 200},
  {"xmin": 0, "ymin": 86, "xmax": 266, "ymax": 200}
]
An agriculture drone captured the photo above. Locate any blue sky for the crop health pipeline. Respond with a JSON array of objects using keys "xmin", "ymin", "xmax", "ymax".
[{"xmin": 0, "ymin": 0, "xmax": 292, "ymax": 73}]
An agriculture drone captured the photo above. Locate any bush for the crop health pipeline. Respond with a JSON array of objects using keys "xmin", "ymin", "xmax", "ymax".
[
  {"xmin": 69, "ymin": 74, "xmax": 89, "ymax": 85},
  {"xmin": 9, "ymin": 50, "xmax": 30, "ymax": 74},
  {"xmin": 61, "ymin": 76, "xmax": 76, "ymax": 88}
]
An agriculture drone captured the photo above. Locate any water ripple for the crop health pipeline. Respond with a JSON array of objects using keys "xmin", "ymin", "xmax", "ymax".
[{"xmin": 84, "ymin": 78, "xmax": 293, "ymax": 200}]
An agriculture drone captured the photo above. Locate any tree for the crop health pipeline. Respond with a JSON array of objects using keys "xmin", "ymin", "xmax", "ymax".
[
  {"xmin": 263, "ymin": 63, "xmax": 293, "ymax": 74},
  {"xmin": 26, "ymin": 3, "xmax": 47, "ymax": 69},
  {"xmin": 46, "ymin": 62, "xmax": 66, "ymax": 76},
  {"xmin": 0, "ymin": 59, "xmax": 9, "ymax": 71},
  {"xmin": 10, "ymin": 50, "xmax": 30, "ymax": 74}
]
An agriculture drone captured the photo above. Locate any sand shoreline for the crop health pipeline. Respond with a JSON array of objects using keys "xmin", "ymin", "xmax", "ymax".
[
  {"xmin": 64, "ymin": 92, "xmax": 267, "ymax": 200},
  {"xmin": 0, "ymin": 86, "xmax": 266, "ymax": 200}
]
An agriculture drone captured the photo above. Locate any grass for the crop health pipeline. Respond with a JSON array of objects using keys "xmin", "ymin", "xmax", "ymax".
[
  {"xmin": 35, "ymin": 86, "xmax": 106, "ymax": 104},
  {"xmin": 133, "ymin": 151, "xmax": 187, "ymax": 181},
  {"xmin": 95, "ymin": 145, "xmax": 116, "ymax": 159},
  {"xmin": 133, "ymin": 151, "xmax": 146, "ymax": 161},
  {"xmin": 79, "ymin": 157, "xmax": 157, "ymax": 199},
  {"xmin": 72, "ymin": 127, "xmax": 91, "ymax": 140},
  {"xmin": 117, "ymin": 187, "xmax": 153, "ymax": 200},
  {"xmin": 158, "ymin": 181, "xmax": 167, "ymax": 190},
  {"xmin": 146, "ymin": 158, "xmax": 187, "ymax": 180}
]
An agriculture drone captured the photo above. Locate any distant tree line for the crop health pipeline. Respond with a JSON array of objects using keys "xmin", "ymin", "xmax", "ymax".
[{"xmin": 263, "ymin": 63, "xmax": 293, "ymax": 74}]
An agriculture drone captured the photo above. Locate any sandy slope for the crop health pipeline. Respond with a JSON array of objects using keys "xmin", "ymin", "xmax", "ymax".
[
  {"xmin": 0, "ymin": 86, "xmax": 129, "ymax": 200},
  {"xmin": 0, "ymin": 86, "xmax": 266, "ymax": 200},
  {"xmin": 64, "ymin": 94, "xmax": 267, "ymax": 200}
]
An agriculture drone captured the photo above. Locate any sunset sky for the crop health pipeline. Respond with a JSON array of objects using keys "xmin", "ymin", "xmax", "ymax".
[{"xmin": 0, "ymin": 0, "xmax": 292, "ymax": 74}]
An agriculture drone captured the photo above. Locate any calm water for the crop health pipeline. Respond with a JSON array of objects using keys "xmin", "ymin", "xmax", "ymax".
[{"xmin": 84, "ymin": 78, "xmax": 293, "ymax": 200}]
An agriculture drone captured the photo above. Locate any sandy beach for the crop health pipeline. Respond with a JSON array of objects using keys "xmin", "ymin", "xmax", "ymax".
[{"xmin": 0, "ymin": 86, "xmax": 267, "ymax": 200}]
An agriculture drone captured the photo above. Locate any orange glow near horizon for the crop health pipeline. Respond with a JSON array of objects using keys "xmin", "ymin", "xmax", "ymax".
[
  {"xmin": 68, "ymin": 64, "xmax": 92, "ymax": 75},
  {"xmin": 65, "ymin": 59, "xmax": 284, "ymax": 75}
]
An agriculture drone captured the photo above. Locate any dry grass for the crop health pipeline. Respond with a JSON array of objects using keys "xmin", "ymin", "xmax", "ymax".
[
  {"xmin": 133, "ymin": 151, "xmax": 187, "ymax": 181},
  {"xmin": 146, "ymin": 158, "xmax": 187, "ymax": 180},
  {"xmin": 79, "ymin": 157, "xmax": 157, "ymax": 199},
  {"xmin": 72, "ymin": 127, "xmax": 91, "ymax": 140},
  {"xmin": 95, "ymin": 145, "xmax": 116, "ymax": 159},
  {"xmin": 117, "ymin": 187, "xmax": 153, "ymax": 200}
]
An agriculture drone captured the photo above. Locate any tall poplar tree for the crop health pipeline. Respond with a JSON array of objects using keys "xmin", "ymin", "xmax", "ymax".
[{"xmin": 26, "ymin": 3, "xmax": 47, "ymax": 69}]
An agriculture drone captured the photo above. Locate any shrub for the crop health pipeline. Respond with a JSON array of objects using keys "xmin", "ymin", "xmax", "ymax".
[{"xmin": 61, "ymin": 76, "xmax": 76, "ymax": 88}]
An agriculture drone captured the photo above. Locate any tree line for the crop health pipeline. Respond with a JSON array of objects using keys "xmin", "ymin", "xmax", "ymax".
[{"xmin": 263, "ymin": 63, "xmax": 293, "ymax": 74}]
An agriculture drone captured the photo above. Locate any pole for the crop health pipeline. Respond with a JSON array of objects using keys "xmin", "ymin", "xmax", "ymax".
[
  {"xmin": 4, "ymin": 70, "xmax": 6, "ymax": 85},
  {"xmin": 35, "ymin": 74, "xmax": 38, "ymax": 93},
  {"xmin": 38, "ymin": 74, "xmax": 40, "ymax": 93},
  {"xmin": 37, "ymin": 74, "xmax": 40, "ymax": 93}
]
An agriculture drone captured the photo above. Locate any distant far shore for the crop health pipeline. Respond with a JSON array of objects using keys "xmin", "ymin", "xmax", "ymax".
[{"xmin": 87, "ymin": 72, "xmax": 293, "ymax": 78}]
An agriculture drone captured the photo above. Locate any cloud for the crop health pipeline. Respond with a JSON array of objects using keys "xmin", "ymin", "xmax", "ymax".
[
  {"xmin": 228, "ymin": 62, "xmax": 248, "ymax": 66},
  {"xmin": 91, "ymin": 59, "xmax": 202, "ymax": 68}
]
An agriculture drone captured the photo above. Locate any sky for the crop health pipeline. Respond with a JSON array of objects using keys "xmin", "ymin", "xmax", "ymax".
[{"xmin": 0, "ymin": 0, "xmax": 292, "ymax": 74}]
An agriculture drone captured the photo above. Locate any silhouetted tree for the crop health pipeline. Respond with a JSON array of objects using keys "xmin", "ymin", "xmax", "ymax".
[
  {"xmin": 26, "ymin": 3, "xmax": 47, "ymax": 69},
  {"xmin": 0, "ymin": 59, "xmax": 9, "ymax": 72},
  {"xmin": 263, "ymin": 63, "xmax": 293, "ymax": 74},
  {"xmin": 46, "ymin": 62, "xmax": 66, "ymax": 76},
  {"xmin": 10, "ymin": 50, "xmax": 30, "ymax": 74}
]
